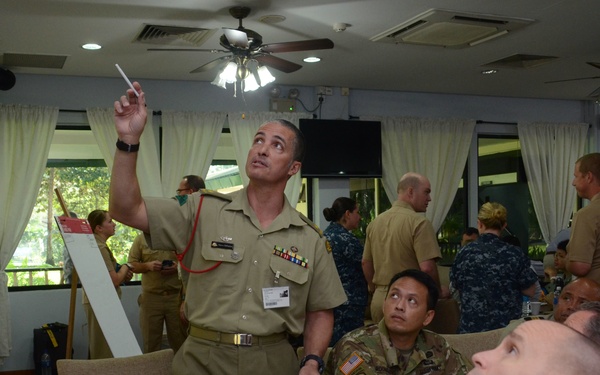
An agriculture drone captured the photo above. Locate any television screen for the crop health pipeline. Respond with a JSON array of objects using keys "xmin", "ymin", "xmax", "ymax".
[{"xmin": 299, "ymin": 119, "xmax": 382, "ymax": 178}]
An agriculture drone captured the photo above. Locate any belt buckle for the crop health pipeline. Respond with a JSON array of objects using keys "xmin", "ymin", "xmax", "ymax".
[{"xmin": 233, "ymin": 333, "xmax": 253, "ymax": 346}]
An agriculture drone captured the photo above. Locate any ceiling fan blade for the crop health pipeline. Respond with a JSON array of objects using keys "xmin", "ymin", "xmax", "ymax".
[
  {"xmin": 255, "ymin": 55, "xmax": 302, "ymax": 73},
  {"xmin": 261, "ymin": 38, "xmax": 334, "ymax": 53},
  {"xmin": 147, "ymin": 48, "xmax": 228, "ymax": 53},
  {"xmin": 224, "ymin": 28, "xmax": 249, "ymax": 49},
  {"xmin": 190, "ymin": 56, "xmax": 232, "ymax": 73},
  {"xmin": 545, "ymin": 76, "xmax": 600, "ymax": 84}
]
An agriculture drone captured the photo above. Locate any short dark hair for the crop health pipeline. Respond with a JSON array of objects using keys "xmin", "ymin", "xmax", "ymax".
[
  {"xmin": 387, "ymin": 269, "xmax": 439, "ymax": 310},
  {"xmin": 183, "ymin": 175, "xmax": 205, "ymax": 191},
  {"xmin": 464, "ymin": 227, "xmax": 479, "ymax": 236},
  {"xmin": 557, "ymin": 239, "xmax": 569, "ymax": 253},
  {"xmin": 323, "ymin": 197, "xmax": 356, "ymax": 222},
  {"xmin": 272, "ymin": 119, "xmax": 305, "ymax": 163}
]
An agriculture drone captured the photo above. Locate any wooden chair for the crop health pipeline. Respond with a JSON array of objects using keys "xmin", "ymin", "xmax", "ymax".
[{"xmin": 57, "ymin": 349, "xmax": 174, "ymax": 375}]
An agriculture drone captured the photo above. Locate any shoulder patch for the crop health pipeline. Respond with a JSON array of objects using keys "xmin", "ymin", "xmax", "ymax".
[
  {"xmin": 298, "ymin": 212, "xmax": 323, "ymax": 237},
  {"xmin": 339, "ymin": 352, "xmax": 364, "ymax": 375}
]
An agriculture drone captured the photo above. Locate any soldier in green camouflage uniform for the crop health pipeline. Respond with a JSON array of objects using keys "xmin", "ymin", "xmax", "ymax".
[{"xmin": 325, "ymin": 270, "xmax": 470, "ymax": 375}]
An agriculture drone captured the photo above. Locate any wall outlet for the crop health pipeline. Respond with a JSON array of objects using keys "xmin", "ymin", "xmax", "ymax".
[{"xmin": 317, "ymin": 86, "xmax": 333, "ymax": 96}]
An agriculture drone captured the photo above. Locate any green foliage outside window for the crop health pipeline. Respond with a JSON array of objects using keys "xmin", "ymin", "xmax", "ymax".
[{"xmin": 10, "ymin": 165, "xmax": 139, "ymax": 286}]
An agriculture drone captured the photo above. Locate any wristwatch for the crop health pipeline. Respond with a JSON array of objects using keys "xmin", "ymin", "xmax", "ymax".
[{"xmin": 300, "ymin": 354, "xmax": 324, "ymax": 374}]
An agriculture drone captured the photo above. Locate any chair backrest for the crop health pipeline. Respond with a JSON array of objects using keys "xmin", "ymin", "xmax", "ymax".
[
  {"xmin": 425, "ymin": 298, "xmax": 460, "ymax": 334},
  {"xmin": 442, "ymin": 328, "xmax": 503, "ymax": 363},
  {"xmin": 57, "ymin": 349, "xmax": 174, "ymax": 375}
]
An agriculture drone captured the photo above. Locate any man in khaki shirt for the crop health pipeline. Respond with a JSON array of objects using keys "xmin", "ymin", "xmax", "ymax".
[
  {"xmin": 363, "ymin": 173, "xmax": 446, "ymax": 323},
  {"xmin": 568, "ymin": 153, "xmax": 600, "ymax": 284},
  {"xmin": 110, "ymin": 82, "xmax": 346, "ymax": 375},
  {"xmin": 128, "ymin": 234, "xmax": 185, "ymax": 353}
]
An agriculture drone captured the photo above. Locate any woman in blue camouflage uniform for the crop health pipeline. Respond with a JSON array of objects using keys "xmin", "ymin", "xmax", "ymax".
[
  {"xmin": 323, "ymin": 197, "xmax": 369, "ymax": 346},
  {"xmin": 450, "ymin": 202, "xmax": 538, "ymax": 333}
]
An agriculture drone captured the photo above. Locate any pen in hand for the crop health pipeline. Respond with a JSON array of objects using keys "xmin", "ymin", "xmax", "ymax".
[{"xmin": 115, "ymin": 63, "xmax": 140, "ymax": 97}]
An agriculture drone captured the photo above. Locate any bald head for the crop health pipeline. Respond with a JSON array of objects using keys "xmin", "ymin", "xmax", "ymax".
[
  {"xmin": 397, "ymin": 172, "xmax": 431, "ymax": 212},
  {"xmin": 470, "ymin": 320, "xmax": 600, "ymax": 375},
  {"xmin": 554, "ymin": 277, "xmax": 600, "ymax": 323}
]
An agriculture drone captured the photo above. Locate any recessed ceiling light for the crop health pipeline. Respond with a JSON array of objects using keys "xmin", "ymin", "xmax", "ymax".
[
  {"xmin": 82, "ymin": 43, "xmax": 102, "ymax": 50},
  {"xmin": 259, "ymin": 15, "xmax": 286, "ymax": 24},
  {"xmin": 304, "ymin": 57, "xmax": 321, "ymax": 63},
  {"xmin": 481, "ymin": 69, "xmax": 498, "ymax": 75}
]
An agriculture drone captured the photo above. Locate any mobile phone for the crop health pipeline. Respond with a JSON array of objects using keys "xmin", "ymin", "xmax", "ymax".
[{"xmin": 161, "ymin": 260, "xmax": 174, "ymax": 269}]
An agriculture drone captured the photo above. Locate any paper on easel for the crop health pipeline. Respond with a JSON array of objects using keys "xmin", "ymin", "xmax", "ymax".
[{"xmin": 55, "ymin": 216, "xmax": 141, "ymax": 357}]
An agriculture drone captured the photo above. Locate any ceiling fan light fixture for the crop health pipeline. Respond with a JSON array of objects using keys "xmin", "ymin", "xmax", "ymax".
[
  {"xmin": 220, "ymin": 61, "xmax": 238, "ymax": 83},
  {"xmin": 211, "ymin": 74, "xmax": 227, "ymax": 89},
  {"xmin": 243, "ymin": 73, "xmax": 260, "ymax": 92},
  {"xmin": 257, "ymin": 66, "xmax": 276, "ymax": 86}
]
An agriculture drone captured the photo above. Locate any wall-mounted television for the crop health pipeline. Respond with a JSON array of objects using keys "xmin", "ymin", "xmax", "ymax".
[{"xmin": 299, "ymin": 119, "xmax": 382, "ymax": 178}]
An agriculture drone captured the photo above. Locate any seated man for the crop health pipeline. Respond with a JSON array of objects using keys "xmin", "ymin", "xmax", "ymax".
[
  {"xmin": 500, "ymin": 277, "xmax": 600, "ymax": 341},
  {"xmin": 564, "ymin": 301, "xmax": 600, "ymax": 345},
  {"xmin": 469, "ymin": 320, "xmax": 600, "ymax": 375},
  {"xmin": 325, "ymin": 269, "xmax": 470, "ymax": 375},
  {"xmin": 461, "ymin": 227, "xmax": 479, "ymax": 247}
]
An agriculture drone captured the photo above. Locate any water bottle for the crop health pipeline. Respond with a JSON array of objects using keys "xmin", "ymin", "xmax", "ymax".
[
  {"xmin": 553, "ymin": 275, "xmax": 564, "ymax": 306},
  {"xmin": 40, "ymin": 349, "xmax": 51, "ymax": 375},
  {"xmin": 522, "ymin": 296, "xmax": 530, "ymax": 317}
]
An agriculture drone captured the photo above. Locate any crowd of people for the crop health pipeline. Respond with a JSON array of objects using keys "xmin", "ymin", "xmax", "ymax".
[{"xmin": 77, "ymin": 82, "xmax": 600, "ymax": 373}]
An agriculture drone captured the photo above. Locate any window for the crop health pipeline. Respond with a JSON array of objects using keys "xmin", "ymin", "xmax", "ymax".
[
  {"xmin": 478, "ymin": 136, "xmax": 543, "ymax": 259},
  {"xmin": 10, "ymin": 126, "xmax": 247, "ymax": 287}
]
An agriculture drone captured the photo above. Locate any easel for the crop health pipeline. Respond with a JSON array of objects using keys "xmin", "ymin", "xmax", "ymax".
[{"xmin": 54, "ymin": 188, "xmax": 77, "ymax": 359}]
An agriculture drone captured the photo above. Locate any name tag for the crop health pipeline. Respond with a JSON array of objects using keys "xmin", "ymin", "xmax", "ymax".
[{"xmin": 262, "ymin": 287, "xmax": 290, "ymax": 309}]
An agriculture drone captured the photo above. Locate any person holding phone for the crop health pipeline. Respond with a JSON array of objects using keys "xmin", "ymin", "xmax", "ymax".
[{"xmin": 127, "ymin": 233, "xmax": 185, "ymax": 353}]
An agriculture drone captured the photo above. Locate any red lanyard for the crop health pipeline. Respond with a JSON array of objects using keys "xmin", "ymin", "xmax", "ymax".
[{"xmin": 175, "ymin": 194, "xmax": 223, "ymax": 274}]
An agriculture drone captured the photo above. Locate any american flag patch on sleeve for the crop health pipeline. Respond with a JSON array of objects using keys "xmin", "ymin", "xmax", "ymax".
[{"xmin": 339, "ymin": 352, "xmax": 364, "ymax": 375}]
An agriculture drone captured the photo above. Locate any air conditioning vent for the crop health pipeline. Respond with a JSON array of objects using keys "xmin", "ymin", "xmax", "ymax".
[
  {"xmin": 371, "ymin": 9, "xmax": 535, "ymax": 48},
  {"xmin": 0, "ymin": 53, "xmax": 67, "ymax": 69},
  {"xmin": 134, "ymin": 24, "xmax": 217, "ymax": 46},
  {"xmin": 483, "ymin": 54, "xmax": 558, "ymax": 69}
]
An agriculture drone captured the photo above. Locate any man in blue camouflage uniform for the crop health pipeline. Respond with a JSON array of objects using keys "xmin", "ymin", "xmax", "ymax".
[
  {"xmin": 450, "ymin": 202, "xmax": 538, "ymax": 334},
  {"xmin": 325, "ymin": 269, "xmax": 470, "ymax": 375}
]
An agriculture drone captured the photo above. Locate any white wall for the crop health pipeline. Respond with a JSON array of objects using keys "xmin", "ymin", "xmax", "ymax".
[{"xmin": 4, "ymin": 285, "xmax": 142, "ymax": 372}]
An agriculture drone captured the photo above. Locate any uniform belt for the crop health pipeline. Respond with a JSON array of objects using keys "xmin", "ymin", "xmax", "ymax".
[
  {"xmin": 189, "ymin": 325, "xmax": 287, "ymax": 346},
  {"xmin": 146, "ymin": 289, "xmax": 180, "ymax": 296}
]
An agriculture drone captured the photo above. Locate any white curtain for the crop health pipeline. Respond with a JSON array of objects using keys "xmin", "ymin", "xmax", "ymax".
[
  {"xmin": 86, "ymin": 108, "xmax": 162, "ymax": 197},
  {"xmin": 518, "ymin": 122, "xmax": 588, "ymax": 244},
  {"xmin": 0, "ymin": 104, "xmax": 58, "ymax": 363},
  {"xmin": 161, "ymin": 111, "xmax": 226, "ymax": 197},
  {"xmin": 227, "ymin": 112, "xmax": 310, "ymax": 206},
  {"xmin": 380, "ymin": 116, "xmax": 476, "ymax": 231}
]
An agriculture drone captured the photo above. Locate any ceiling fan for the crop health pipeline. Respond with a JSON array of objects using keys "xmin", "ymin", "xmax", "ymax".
[
  {"xmin": 545, "ymin": 62, "xmax": 600, "ymax": 84},
  {"xmin": 147, "ymin": 6, "xmax": 334, "ymax": 77}
]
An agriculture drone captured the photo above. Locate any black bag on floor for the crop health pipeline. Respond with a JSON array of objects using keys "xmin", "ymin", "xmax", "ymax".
[{"xmin": 33, "ymin": 322, "xmax": 69, "ymax": 375}]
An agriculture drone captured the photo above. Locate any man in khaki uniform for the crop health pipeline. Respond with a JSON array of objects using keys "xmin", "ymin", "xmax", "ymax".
[
  {"xmin": 110, "ymin": 82, "xmax": 346, "ymax": 375},
  {"xmin": 567, "ymin": 153, "xmax": 600, "ymax": 284},
  {"xmin": 128, "ymin": 234, "xmax": 186, "ymax": 353},
  {"xmin": 362, "ymin": 173, "xmax": 445, "ymax": 323}
]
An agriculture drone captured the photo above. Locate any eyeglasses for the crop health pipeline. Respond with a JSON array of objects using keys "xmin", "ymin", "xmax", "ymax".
[{"xmin": 176, "ymin": 188, "xmax": 193, "ymax": 195}]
